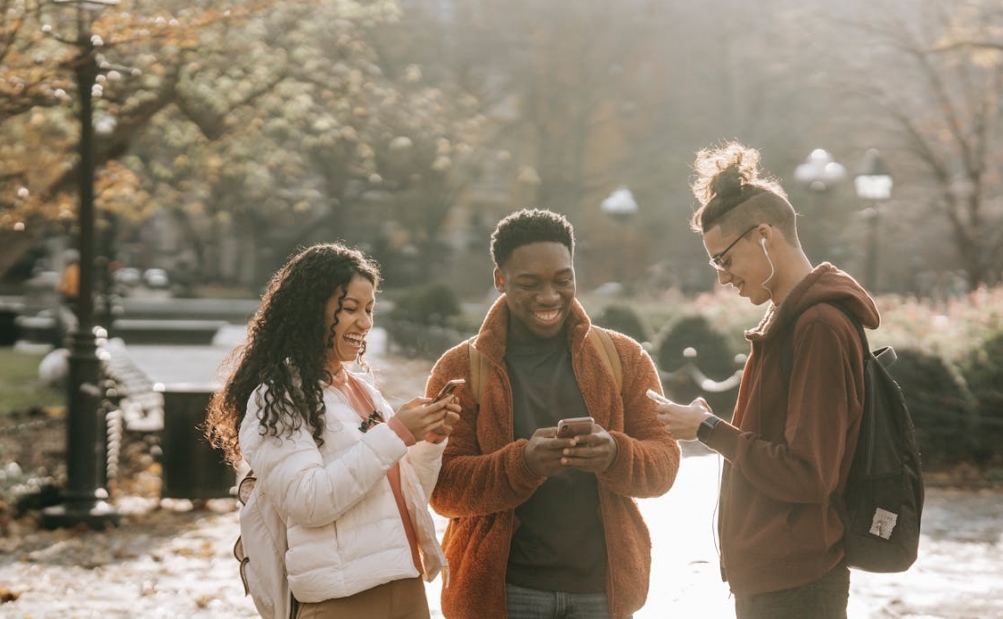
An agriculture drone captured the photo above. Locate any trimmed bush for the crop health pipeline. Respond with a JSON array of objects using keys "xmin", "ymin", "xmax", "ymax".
[
  {"xmin": 654, "ymin": 315, "xmax": 740, "ymax": 420},
  {"xmin": 888, "ymin": 348, "xmax": 979, "ymax": 468},
  {"xmin": 594, "ymin": 304, "xmax": 649, "ymax": 343},
  {"xmin": 959, "ymin": 331, "xmax": 1003, "ymax": 464},
  {"xmin": 384, "ymin": 283, "xmax": 466, "ymax": 359},
  {"xmin": 388, "ymin": 283, "xmax": 461, "ymax": 325}
]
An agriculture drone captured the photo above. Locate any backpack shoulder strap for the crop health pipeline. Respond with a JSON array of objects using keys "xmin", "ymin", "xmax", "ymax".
[
  {"xmin": 467, "ymin": 337, "xmax": 490, "ymax": 407},
  {"xmin": 782, "ymin": 301, "xmax": 868, "ymax": 383},
  {"xmin": 588, "ymin": 327, "xmax": 623, "ymax": 393},
  {"xmin": 831, "ymin": 302, "xmax": 870, "ymax": 355}
]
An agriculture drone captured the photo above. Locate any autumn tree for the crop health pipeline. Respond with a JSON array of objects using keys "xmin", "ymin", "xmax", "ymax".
[
  {"xmin": 828, "ymin": 0, "xmax": 1003, "ymax": 289},
  {"xmin": 121, "ymin": 0, "xmax": 486, "ymax": 286},
  {"xmin": 380, "ymin": 0, "xmax": 872, "ymax": 289},
  {"xmin": 2, "ymin": 0, "xmax": 486, "ymax": 288},
  {"xmin": 0, "ymin": 0, "xmax": 268, "ymax": 278}
]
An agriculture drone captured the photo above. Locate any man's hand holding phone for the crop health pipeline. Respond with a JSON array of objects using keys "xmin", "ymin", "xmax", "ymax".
[
  {"xmin": 556, "ymin": 416, "xmax": 594, "ymax": 439},
  {"xmin": 649, "ymin": 389, "xmax": 714, "ymax": 441},
  {"xmin": 556, "ymin": 416, "xmax": 618, "ymax": 473},
  {"xmin": 645, "ymin": 389, "xmax": 675, "ymax": 406}
]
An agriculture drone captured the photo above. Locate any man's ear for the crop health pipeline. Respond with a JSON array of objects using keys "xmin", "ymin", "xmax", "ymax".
[{"xmin": 493, "ymin": 267, "xmax": 505, "ymax": 293}]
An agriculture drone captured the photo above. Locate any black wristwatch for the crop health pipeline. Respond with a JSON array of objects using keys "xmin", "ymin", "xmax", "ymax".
[{"xmin": 697, "ymin": 415, "xmax": 722, "ymax": 444}]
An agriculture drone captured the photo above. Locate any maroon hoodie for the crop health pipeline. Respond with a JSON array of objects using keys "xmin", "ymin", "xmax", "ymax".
[{"xmin": 703, "ymin": 263, "xmax": 880, "ymax": 595}]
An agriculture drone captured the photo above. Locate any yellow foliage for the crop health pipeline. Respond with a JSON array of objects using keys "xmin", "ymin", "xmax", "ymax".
[{"xmin": 0, "ymin": 0, "xmax": 271, "ymax": 231}]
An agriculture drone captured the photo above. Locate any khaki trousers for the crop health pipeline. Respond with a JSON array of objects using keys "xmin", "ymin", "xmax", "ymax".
[{"xmin": 295, "ymin": 577, "xmax": 430, "ymax": 619}]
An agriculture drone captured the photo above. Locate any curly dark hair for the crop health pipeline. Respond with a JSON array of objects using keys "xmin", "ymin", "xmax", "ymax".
[
  {"xmin": 204, "ymin": 243, "xmax": 381, "ymax": 467},
  {"xmin": 490, "ymin": 208, "xmax": 575, "ymax": 268},
  {"xmin": 689, "ymin": 141, "xmax": 796, "ymax": 240}
]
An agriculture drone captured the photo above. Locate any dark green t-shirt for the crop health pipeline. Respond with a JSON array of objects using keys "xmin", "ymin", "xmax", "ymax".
[{"xmin": 504, "ymin": 333, "xmax": 608, "ymax": 593}]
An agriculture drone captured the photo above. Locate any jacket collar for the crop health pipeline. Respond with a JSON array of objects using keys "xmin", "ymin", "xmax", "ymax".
[{"xmin": 472, "ymin": 294, "xmax": 592, "ymax": 363}]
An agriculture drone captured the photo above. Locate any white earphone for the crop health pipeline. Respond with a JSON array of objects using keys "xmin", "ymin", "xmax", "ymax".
[{"xmin": 760, "ymin": 236, "xmax": 775, "ymax": 299}]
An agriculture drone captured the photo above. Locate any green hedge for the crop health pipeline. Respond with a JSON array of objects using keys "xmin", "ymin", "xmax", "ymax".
[
  {"xmin": 959, "ymin": 331, "xmax": 1003, "ymax": 464},
  {"xmin": 888, "ymin": 348, "xmax": 979, "ymax": 467},
  {"xmin": 387, "ymin": 283, "xmax": 462, "ymax": 326},
  {"xmin": 593, "ymin": 304, "xmax": 650, "ymax": 343}
]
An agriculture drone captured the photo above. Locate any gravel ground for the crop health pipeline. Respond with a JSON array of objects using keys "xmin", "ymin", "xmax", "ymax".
[{"xmin": 1, "ymin": 337, "xmax": 1001, "ymax": 619}]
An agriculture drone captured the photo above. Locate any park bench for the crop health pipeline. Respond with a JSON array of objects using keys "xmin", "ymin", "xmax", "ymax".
[{"xmin": 101, "ymin": 341, "xmax": 232, "ymax": 499}]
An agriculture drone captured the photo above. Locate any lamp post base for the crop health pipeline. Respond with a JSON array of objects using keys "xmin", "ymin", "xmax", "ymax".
[{"xmin": 40, "ymin": 499, "xmax": 121, "ymax": 531}]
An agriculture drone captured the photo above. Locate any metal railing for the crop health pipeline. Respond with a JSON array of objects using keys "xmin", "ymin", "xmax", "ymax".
[{"xmin": 657, "ymin": 346, "xmax": 745, "ymax": 395}]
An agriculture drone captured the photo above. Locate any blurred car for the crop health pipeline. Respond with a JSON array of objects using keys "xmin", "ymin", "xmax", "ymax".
[
  {"xmin": 143, "ymin": 268, "xmax": 170, "ymax": 289},
  {"xmin": 114, "ymin": 267, "xmax": 142, "ymax": 288}
]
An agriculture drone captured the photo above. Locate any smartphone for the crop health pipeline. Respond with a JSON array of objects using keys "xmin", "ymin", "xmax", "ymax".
[
  {"xmin": 556, "ymin": 416, "xmax": 595, "ymax": 439},
  {"xmin": 645, "ymin": 389, "xmax": 674, "ymax": 406},
  {"xmin": 433, "ymin": 378, "xmax": 465, "ymax": 403}
]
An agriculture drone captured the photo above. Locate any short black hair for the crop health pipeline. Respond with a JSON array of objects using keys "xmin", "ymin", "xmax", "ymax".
[{"xmin": 490, "ymin": 208, "xmax": 575, "ymax": 268}]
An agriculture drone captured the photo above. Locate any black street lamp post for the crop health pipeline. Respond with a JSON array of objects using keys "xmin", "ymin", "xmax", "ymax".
[
  {"xmin": 854, "ymin": 149, "xmax": 894, "ymax": 292},
  {"xmin": 41, "ymin": 0, "xmax": 121, "ymax": 530}
]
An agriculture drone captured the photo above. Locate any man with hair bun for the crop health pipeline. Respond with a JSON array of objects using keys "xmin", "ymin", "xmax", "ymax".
[{"xmin": 656, "ymin": 142, "xmax": 879, "ymax": 619}]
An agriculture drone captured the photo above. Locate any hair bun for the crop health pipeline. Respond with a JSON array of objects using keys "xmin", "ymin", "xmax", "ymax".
[
  {"xmin": 691, "ymin": 142, "xmax": 763, "ymax": 206},
  {"xmin": 710, "ymin": 163, "xmax": 746, "ymax": 199}
]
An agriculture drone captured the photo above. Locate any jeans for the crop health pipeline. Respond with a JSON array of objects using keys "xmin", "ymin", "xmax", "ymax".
[
  {"xmin": 734, "ymin": 563, "xmax": 850, "ymax": 619},
  {"xmin": 505, "ymin": 583, "xmax": 628, "ymax": 619}
]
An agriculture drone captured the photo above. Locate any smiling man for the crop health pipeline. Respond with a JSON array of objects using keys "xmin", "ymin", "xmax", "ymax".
[
  {"xmin": 656, "ymin": 142, "xmax": 880, "ymax": 619},
  {"xmin": 427, "ymin": 208, "xmax": 680, "ymax": 619}
]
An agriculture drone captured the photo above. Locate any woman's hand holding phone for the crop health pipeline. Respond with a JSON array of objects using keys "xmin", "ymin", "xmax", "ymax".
[
  {"xmin": 395, "ymin": 393, "xmax": 457, "ymax": 442},
  {"xmin": 423, "ymin": 379, "xmax": 464, "ymax": 443}
]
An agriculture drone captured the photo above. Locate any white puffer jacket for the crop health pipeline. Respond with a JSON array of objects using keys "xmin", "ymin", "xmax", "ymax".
[{"xmin": 238, "ymin": 375, "xmax": 448, "ymax": 606}]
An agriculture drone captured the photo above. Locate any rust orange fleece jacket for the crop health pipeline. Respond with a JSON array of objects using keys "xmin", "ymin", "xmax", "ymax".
[
  {"xmin": 702, "ymin": 263, "xmax": 880, "ymax": 596},
  {"xmin": 427, "ymin": 296, "xmax": 680, "ymax": 619}
]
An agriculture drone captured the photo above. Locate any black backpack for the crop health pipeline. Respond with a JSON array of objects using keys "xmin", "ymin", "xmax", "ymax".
[{"xmin": 783, "ymin": 302, "xmax": 924, "ymax": 573}]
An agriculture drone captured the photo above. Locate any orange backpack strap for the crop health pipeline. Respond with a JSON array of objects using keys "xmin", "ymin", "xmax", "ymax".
[
  {"xmin": 588, "ymin": 328, "xmax": 622, "ymax": 392},
  {"xmin": 467, "ymin": 337, "xmax": 490, "ymax": 407}
]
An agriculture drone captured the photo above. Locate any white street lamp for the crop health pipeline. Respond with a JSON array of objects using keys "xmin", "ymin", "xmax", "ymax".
[
  {"xmin": 854, "ymin": 149, "xmax": 893, "ymax": 200},
  {"xmin": 854, "ymin": 149, "xmax": 893, "ymax": 291},
  {"xmin": 601, "ymin": 187, "xmax": 639, "ymax": 284},
  {"xmin": 795, "ymin": 148, "xmax": 847, "ymax": 192},
  {"xmin": 601, "ymin": 186, "xmax": 639, "ymax": 222},
  {"xmin": 794, "ymin": 148, "xmax": 846, "ymax": 261}
]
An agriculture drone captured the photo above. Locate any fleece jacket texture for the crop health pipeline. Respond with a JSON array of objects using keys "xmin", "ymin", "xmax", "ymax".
[
  {"xmin": 703, "ymin": 263, "xmax": 880, "ymax": 596},
  {"xmin": 427, "ymin": 295, "xmax": 681, "ymax": 619}
]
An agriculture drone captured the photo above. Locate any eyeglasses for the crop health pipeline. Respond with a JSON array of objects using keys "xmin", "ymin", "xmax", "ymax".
[{"xmin": 708, "ymin": 225, "xmax": 758, "ymax": 272}]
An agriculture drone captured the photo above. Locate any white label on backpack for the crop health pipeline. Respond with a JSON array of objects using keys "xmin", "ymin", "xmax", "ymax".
[{"xmin": 869, "ymin": 508, "xmax": 898, "ymax": 540}]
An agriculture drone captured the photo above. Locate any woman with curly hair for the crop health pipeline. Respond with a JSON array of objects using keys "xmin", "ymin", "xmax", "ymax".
[{"xmin": 205, "ymin": 242, "xmax": 458, "ymax": 619}]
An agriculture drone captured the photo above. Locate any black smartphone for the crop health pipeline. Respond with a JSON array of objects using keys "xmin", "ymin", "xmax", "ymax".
[{"xmin": 433, "ymin": 378, "xmax": 465, "ymax": 403}]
